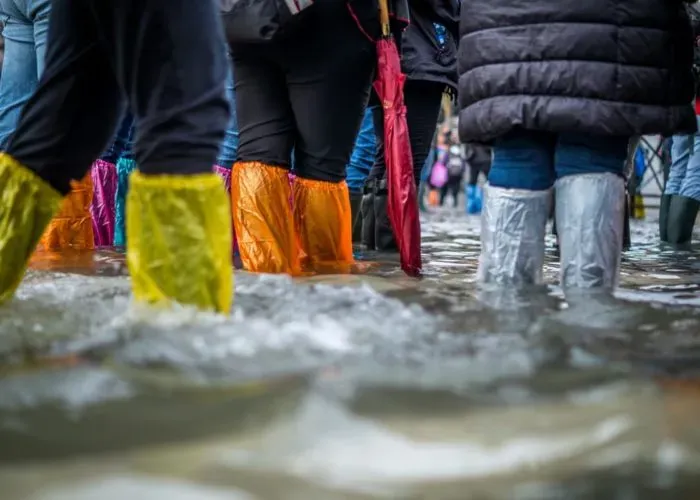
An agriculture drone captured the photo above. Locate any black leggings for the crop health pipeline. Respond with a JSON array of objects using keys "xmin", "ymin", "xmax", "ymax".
[
  {"xmin": 367, "ymin": 80, "xmax": 445, "ymax": 187},
  {"xmin": 7, "ymin": 0, "xmax": 229, "ymax": 195},
  {"xmin": 231, "ymin": 3, "xmax": 375, "ymax": 183},
  {"xmin": 468, "ymin": 163, "xmax": 490, "ymax": 186}
]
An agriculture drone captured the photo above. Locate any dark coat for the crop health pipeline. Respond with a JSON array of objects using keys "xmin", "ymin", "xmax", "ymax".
[
  {"xmin": 401, "ymin": 0, "xmax": 459, "ymax": 92},
  {"xmin": 458, "ymin": 0, "xmax": 698, "ymax": 143}
]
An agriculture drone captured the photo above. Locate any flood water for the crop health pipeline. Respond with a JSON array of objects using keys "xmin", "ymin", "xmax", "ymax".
[{"xmin": 2, "ymin": 210, "xmax": 700, "ymax": 499}]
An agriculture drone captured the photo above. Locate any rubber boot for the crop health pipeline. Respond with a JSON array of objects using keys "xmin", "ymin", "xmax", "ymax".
[
  {"xmin": 127, "ymin": 171, "xmax": 232, "ymax": 313},
  {"xmin": 293, "ymin": 177, "xmax": 354, "ymax": 274},
  {"xmin": 350, "ymin": 190, "xmax": 363, "ymax": 244},
  {"xmin": 556, "ymin": 173, "xmax": 625, "ymax": 290},
  {"xmin": 38, "ymin": 174, "xmax": 94, "ymax": 251},
  {"xmin": 666, "ymin": 195, "xmax": 700, "ymax": 245},
  {"xmin": 659, "ymin": 193, "xmax": 672, "ymax": 242},
  {"xmin": 466, "ymin": 184, "xmax": 481, "ymax": 214},
  {"xmin": 623, "ymin": 189, "xmax": 631, "ymax": 251},
  {"xmin": 478, "ymin": 184, "xmax": 551, "ymax": 285},
  {"xmin": 374, "ymin": 180, "xmax": 398, "ymax": 252},
  {"xmin": 231, "ymin": 162, "xmax": 300, "ymax": 275},
  {"xmin": 360, "ymin": 180, "xmax": 376, "ymax": 250},
  {"xmin": 90, "ymin": 159, "xmax": 118, "ymax": 247},
  {"xmin": 0, "ymin": 153, "xmax": 62, "ymax": 305}
]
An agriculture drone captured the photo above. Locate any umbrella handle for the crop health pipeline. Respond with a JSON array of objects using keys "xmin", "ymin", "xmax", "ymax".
[{"xmin": 378, "ymin": 0, "xmax": 390, "ymax": 37}]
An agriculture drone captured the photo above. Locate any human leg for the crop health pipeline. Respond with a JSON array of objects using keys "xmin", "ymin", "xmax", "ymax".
[
  {"xmin": 668, "ymin": 123, "xmax": 700, "ymax": 244},
  {"xmin": 0, "ymin": 3, "xmax": 37, "ymax": 148},
  {"xmin": 88, "ymin": 0, "xmax": 233, "ymax": 312},
  {"xmin": 229, "ymin": 46, "xmax": 299, "ymax": 274},
  {"xmin": 287, "ymin": 4, "xmax": 375, "ymax": 272},
  {"xmin": 479, "ymin": 130, "xmax": 554, "ymax": 285},
  {"xmin": 0, "ymin": 0, "xmax": 123, "ymax": 303},
  {"xmin": 554, "ymin": 133, "xmax": 628, "ymax": 291}
]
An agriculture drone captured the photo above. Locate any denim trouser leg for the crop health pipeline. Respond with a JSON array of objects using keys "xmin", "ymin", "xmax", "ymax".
[
  {"xmin": 555, "ymin": 133, "xmax": 628, "ymax": 179},
  {"xmin": 346, "ymin": 106, "xmax": 376, "ymax": 193},
  {"xmin": 678, "ymin": 117, "xmax": 700, "ymax": 202},
  {"xmin": 216, "ymin": 58, "xmax": 238, "ymax": 168},
  {"xmin": 489, "ymin": 130, "xmax": 555, "ymax": 190},
  {"xmin": 667, "ymin": 134, "xmax": 691, "ymax": 195}
]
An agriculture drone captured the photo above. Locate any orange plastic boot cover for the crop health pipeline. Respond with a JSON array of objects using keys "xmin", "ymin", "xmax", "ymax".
[
  {"xmin": 38, "ymin": 174, "xmax": 94, "ymax": 251},
  {"xmin": 293, "ymin": 177, "xmax": 353, "ymax": 274},
  {"xmin": 231, "ymin": 162, "xmax": 301, "ymax": 274}
]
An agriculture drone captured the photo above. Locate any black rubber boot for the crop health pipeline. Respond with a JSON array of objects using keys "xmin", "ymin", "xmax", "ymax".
[
  {"xmin": 659, "ymin": 193, "xmax": 672, "ymax": 242},
  {"xmin": 373, "ymin": 180, "xmax": 398, "ymax": 252},
  {"xmin": 623, "ymin": 189, "xmax": 631, "ymax": 251},
  {"xmin": 360, "ymin": 180, "xmax": 376, "ymax": 250},
  {"xmin": 666, "ymin": 195, "xmax": 700, "ymax": 245},
  {"xmin": 350, "ymin": 190, "xmax": 363, "ymax": 244}
]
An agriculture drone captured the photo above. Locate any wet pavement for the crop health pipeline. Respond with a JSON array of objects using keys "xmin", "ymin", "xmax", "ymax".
[{"xmin": 1, "ymin": 209, "xmax": 700, "ymax": 499}]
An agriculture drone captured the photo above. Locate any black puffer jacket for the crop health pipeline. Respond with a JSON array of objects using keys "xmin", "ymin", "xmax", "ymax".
[
  {"xmin": 458, "ymin": 0, "xmax": 697, "ymax": 143},
  {"xmin": 401, "ymin": 0, "xmax": 459, "ymax": 93}
]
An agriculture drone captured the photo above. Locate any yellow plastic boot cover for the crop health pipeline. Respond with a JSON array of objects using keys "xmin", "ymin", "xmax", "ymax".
[
  {"xmin": 231, "ymin": 162, "xmax": 300, "ymax": 274},
  {"xmin": 38, "ymin": 174, "xmax": 95, "ymax": 250},
  {"xmin": 0, "ymin": 153, "xmax": 62, "ymax": 304},
  {"xmin": 293, "ymin": 177, "xmax": 353, "ymax": 274},
  {"xmin": 126, "ymin": 171, "xmax": 233, "ymax": 313}
]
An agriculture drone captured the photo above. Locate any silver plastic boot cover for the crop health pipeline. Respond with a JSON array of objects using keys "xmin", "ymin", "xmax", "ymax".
[
  {"xmin": 555, "ymin": 173, "xmax": 625, "ymax": 290},
  {"xmin": 478, "ymin": 184, "xmax": 551, "ymax": 286}
]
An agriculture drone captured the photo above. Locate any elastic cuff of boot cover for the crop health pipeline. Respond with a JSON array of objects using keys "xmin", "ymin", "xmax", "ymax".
[
  {"xmin": 90, "ymin": 159, "xmax": 118, "ymax": 247},
  {"xmin": 555, "ymin": 173, "xmax": 624, "ymax": 290},
  {"xmin": 293, "ymin": 177, "xmax": 354, "ymax": 274},
  {"xmin": 0, "ymin": 153, "xmax": 62, "ymax": 304},
  {"xmin": 478, "ymin": 184, "xmax": 551, "ymax": 286},
  {"xmin": 126, "ymin": 171, "xmax": 233, "ymax": 313},
  {"xmin": 231, "ymin": 161, "xmax": 300, "ymax": 275}
]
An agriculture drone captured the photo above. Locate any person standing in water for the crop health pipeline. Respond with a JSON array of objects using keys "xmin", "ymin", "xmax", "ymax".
[
  {"xmin": 458, "ymin": 0, "xmax": 696, "ymax": 292},
  {"xmin": 0, "ymin": 0, "xmax": 233, "ymax": 313}
]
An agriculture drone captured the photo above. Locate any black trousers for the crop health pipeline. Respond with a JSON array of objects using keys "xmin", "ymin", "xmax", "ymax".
[
  {"xmin": 231, "ymin": 1, "xmax": 375, "ymax": 183},
  {"xmin": 468, "ymin": 162, "xmax": 490, "ymax": 186},
  {"xmin": 6, "ymin": 0, "xmax": 230, "ymax": 195},
  {"xmin": 367, "ymin": 80, "xmax": 444, "ymax": 187}
]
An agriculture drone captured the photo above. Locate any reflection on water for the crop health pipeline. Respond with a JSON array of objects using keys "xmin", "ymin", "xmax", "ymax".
[{"xmin": 2, "ymin": 211, "xmax": 700, "ymax": 498}]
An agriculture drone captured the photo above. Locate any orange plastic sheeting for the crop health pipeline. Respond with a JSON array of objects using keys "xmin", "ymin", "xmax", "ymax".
[
  {"xmin": 38, "ymin": 174, "xmax": 94, "ymax": 251},
  {"xmin": 293, "ymin": 177, "xmax": 353, "ymax": 274},
  {"xmin": 231, "ymin": 162, "xmax": 301, "ymax": 275}
]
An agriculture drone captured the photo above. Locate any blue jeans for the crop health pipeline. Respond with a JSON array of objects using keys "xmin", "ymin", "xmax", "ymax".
[
  {"xmin": 346, "ymin": 106, "xmax": 377, "ymax": 193},
  {"xmin": 0, "ymin": 0, "xmax": 50, "ymax": 148},
  {"xmin": 667, "ymin": 116, "xmax": 700, "ymax": 201},
  {"xmin": 216, "ymin": 59, "xmax": 238, "ymax": 168},
  {"xmin": 489, "ymin": 130, "xmax": 628, "ymax": 190}
]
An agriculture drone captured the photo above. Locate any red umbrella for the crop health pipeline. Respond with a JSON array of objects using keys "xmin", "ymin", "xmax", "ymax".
[{"xmin": 373, "ymin": 0, "xmax": 422, "ymax": 277}]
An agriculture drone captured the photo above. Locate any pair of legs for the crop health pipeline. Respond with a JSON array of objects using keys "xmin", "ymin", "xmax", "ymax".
[
  {"xmin": 360, "ymin": 79, "xmax": 445, "ymax": 251},
  {"xmin": 230, "ymin": 2, "xmax": 375, "ymax": 274},
  {"xmin": 440, "ymin": 176, "xmax": 461, "ymax": 207},
  {"xmin": 0, "ymin": 0, "xmax": 50, "ymax": 147},
  {"xmin": 481, "ymin": 130, "xmax": 628, "ymax": 290},
  {"xmin": 0, "ymin": 0, "xmax": 233, "ymax": 312},
  {"xmin": 663, "ymin": 117, "xmax": 700, "ymax": 244}
]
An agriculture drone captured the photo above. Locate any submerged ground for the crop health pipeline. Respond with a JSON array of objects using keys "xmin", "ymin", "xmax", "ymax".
[{"xmin": 1, "ymin": 210, "xmax": 700, "ymax": 499}]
